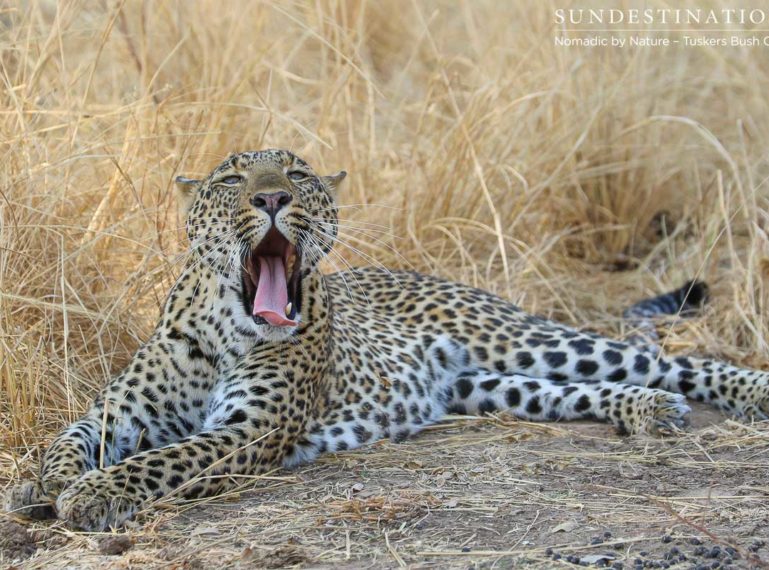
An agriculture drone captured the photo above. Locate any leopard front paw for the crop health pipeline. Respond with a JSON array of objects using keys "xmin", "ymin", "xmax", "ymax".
[
  {"xmin": 56, "ymin": 474, "xmax": 138, "ymax": 531},
  {"xmin": 4, "ymin": 481, "xmax": 56, "ymax": 520}
]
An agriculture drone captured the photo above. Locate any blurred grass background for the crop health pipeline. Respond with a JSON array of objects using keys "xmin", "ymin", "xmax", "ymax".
[{"xmin": 2, "ymin": 0, "xmax": 769, "ymax": 475}]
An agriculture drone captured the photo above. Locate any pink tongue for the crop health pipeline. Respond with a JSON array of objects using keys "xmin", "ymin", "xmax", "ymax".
[{"xmin": 252, "ymin": 256, "xmax": 298, "ymax": 327}]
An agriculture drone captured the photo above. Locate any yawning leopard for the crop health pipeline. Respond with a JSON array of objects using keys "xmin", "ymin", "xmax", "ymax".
[{"xmin": 5, "ymin": 149, "xmax": 768, "ymax": 531}]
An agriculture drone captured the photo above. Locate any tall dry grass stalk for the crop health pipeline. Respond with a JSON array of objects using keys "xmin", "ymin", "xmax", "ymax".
[{"xmin": 1, "ymin": 0, "xmax": 769, "ymax": 477}]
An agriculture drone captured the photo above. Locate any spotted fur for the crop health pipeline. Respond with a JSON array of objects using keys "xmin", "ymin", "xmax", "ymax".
[{"xmin": 5, "ymin": 150, "xmax": 769, "ymax": 531}]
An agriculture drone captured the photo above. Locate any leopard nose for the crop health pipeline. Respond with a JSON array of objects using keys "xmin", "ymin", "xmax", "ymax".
[{"xmin": 250, "ymin": 191, "xmax": 293, "ymax": 218}]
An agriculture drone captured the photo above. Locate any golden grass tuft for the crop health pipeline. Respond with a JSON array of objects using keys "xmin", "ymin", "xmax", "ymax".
[{"xmin": 1, "ymin": 0, "xmax": 769, "ymax": 565}]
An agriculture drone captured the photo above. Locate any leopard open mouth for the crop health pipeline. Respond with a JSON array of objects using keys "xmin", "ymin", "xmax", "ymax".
[{"xmin": 241, "ymin": 227, "xmax": 302, "ymax": 327}]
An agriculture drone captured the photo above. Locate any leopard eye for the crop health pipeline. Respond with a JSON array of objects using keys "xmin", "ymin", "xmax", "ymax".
[
  {"xmin": 220, "ymin": 175, "xmax": 243, "ymax": 185},
  {"xmin": 287, "ymin": 170, "xmax": 308, "ymax": 181}
]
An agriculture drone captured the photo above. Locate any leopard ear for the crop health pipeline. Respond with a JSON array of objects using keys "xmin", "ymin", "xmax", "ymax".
[
  {"xmin": 321, "ymin": 170, "xmax": 347, "ymax": 197},
  {"xmin": 175, "ymin": 176, "xmax": 200, "ymax": 213}
]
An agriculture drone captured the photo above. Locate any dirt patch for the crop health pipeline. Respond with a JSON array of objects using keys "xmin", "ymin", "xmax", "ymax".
[
  {"xmin": 96, "ymin": 535, "xmax": 134, "ymax": 556},
  {"xmin": 0, "ymin": 520, "xmax": 39, "ymax": 561},
  {"xmin": 0, "ymin": 519, "xmax": 70, "ymax": 566},
  {"xmin": 241, "ymin": 543, "xmax": 308, "ymax": 568},
  {"xmin": 4, "ymin": 407, "xmax": 769, "ymax": 569}
]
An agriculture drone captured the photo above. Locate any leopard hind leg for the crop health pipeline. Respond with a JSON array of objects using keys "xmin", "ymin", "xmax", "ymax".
[{"xmin": 446, "ymin": 370, "xmax": 691, "ymax": 434}]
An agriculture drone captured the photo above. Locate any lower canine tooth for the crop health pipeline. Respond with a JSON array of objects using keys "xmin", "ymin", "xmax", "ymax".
[{"xmin": 284, "ymin": 302, "xmax": 293, "ymax": 316}]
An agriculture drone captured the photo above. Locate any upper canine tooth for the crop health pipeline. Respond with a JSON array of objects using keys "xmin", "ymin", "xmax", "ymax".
[{"xmin": 284, "ymin": 302, "xmax": 293, "ymax": 316}]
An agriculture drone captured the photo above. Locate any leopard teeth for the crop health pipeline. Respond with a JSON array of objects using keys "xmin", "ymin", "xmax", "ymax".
[{"xmin": 284, "ymin": 302, "xmax": 293, "ymax": 316}]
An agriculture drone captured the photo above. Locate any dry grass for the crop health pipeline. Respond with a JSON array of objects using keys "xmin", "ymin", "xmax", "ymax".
[{"xmin": 1, "ymin": 0, "xmax": 769, "ymax": 567}]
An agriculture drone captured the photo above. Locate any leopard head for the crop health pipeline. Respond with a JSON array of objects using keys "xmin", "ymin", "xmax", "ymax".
[{"xmin": 176, "ymin": 149, "xmax": 346, "ymax": 338}]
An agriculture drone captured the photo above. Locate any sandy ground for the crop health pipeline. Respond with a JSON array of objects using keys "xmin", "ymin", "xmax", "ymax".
[{"xmin": 2, "ymin": 405, "xmax": 768, "ymax": 569}]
